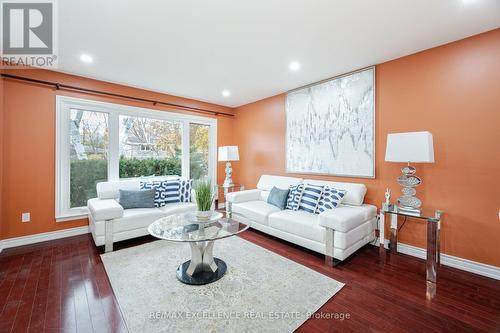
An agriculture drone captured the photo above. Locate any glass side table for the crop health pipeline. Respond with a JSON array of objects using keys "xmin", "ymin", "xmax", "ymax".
[
  {"xmin": 215, "ymin": 183, "xmax": 245, "ymax": 213},
  {"xmin": 379, "ymin": 204, "xmax": 443, "ymax": 286}
]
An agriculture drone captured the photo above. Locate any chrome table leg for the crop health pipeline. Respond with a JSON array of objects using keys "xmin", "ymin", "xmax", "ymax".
[
  {"xmin": 379, "ymin": 212, "xmax": 386, "ymax": 261},
  {"xmin": 186, "ymin": 241, "xmax": 218, "ymax": 276},
  {"xmin": 177, "ymin": 240, "xmax": 227, "ymax": 285},
  {"xmin": 426, "ymin": 219, "xmax": 438, "ymax": 284},
  {"xmin": 390, "ymin": 214, "xmax": 398, "ymax": 254}
]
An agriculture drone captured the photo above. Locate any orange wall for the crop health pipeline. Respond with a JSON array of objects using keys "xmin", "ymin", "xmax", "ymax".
[
  {"xmin": 0, "ymin": 67, "xmax": 4, "ymax": 239},
  {"xmin": 233, "ymin": 29, "xmax": 500, "ymax": 267},
  {"xmin": 1, "ymin": 69, "xmax": 234, "ymax": 240}
]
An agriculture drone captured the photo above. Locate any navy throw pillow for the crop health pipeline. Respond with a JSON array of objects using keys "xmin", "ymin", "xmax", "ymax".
[
  {"xmin": 140, "ymin": 180, "xmax": 180, "ymax": 207},
  {"xmin": 267, "ymin": 186, "xmax": 290, "ymax": 210},
  {"xmin": 286, "ymin": 184, "xmax": 304, "ymax": 210}
]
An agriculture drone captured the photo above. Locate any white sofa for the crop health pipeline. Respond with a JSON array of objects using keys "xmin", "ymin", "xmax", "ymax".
[
  {"xmin": 226, "ymin": 175, "xmax": 377, "ymax": 265},
  {"xmin": 87, "ymin": 177, "xmax": 196, "ymax": 252}
]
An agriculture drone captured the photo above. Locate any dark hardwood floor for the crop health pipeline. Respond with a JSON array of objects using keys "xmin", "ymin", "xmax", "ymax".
[{"xmin": 0, "ymin": 230, "xmax": 499, "ymax": 332}]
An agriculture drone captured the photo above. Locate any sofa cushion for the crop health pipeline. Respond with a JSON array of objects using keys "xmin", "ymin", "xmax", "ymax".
[
  {"xmin": 316, "ymin": 187, "xmax": 346, "ymax": 213},
  {"xmin": 298, "ymin": 184, "xmax": 324, "ymax": 214},
  {"xmin": 119, "ymin": 189, "xmax": 155, "ymax": 209},
  {"xmin": 259, "ymin": 191, "xmax": 270, "ymax": 202},
  {"xmin": 159, "ymin": 202, "xmax": 197, "ymax": 215},
  {"xmin": 267, "ymin": 187, "xmax": 289, "ymax": 210},
  {"xmin": 286, "ymin": 184, "xmax": 304, "ymax": 210},
  {"xmin": 257, "ymin": 175, "xmax": 303, "ymax": 191},
  {"xmin": 97, "ymin": 180, "xmax": 140, "ymax": 199},
  {"xmin": 304, "ymin": 179, "xmax": 367, "ymax": 206},
  {"xmin": 179, "ymin": 179, "xmax": 193, "ymax": 203},
  {"xmin": 141, "ymin": 180, "xmax": 180, "ymax": 207},
  {"xmin": 318, "ymin": 204, "xmax": 377, "ymax": 232},
  {"xmin": 112, "ymin": 208, "xmax": 165, "ymax": 233},
  {"xmin": 232, "ymin": 200, "xmax": 281, "ymax": 225},
  {"xmin": 268, "ymin": 210, "xmax": 324, "ymax": 243}
]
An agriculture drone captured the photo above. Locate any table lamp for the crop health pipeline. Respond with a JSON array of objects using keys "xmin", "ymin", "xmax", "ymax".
[
  {"xmin": 218, "ymin": 146, "xmax": 239, "ymax": 186},
  {"xmin": 385, "ymin": 131, "xmax": 434, "ymax": 214}
]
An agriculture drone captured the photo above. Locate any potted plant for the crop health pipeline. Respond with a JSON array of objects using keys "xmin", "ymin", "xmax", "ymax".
[{"xmin": 194, "ymin": 179, "xmax": 216, "ymax": 221}]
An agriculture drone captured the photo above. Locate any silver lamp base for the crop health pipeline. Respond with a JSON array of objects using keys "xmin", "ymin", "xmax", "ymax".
[
  {"xmin": 396, "ymin": 163, "xmax": 423, "ymax": 213},
  {"xmin": 223, "ymin": 161, "xmax": 233, "ymax": 187},
  {"xmin": 397, "ymin": 205, "xmax": 422, "ymax": 216}
]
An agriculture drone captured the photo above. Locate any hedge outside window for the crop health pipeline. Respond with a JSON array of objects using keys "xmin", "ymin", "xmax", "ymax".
[{"xmin": 119, "ymin": 115, "xmax": 182, "ymax": 178}]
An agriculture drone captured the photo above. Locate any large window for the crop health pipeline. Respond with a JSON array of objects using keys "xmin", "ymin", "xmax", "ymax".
[{"xmin": 56, "ymin": 96, "xmax": 217, "ymax": 220}]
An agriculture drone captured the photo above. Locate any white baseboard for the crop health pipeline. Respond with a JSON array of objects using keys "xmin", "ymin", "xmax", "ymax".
[
  {"xmin": 0, "ymin": 226, "xmax": 90, "ymax": 253},
  {"xmin": 374, "ymin": 238, "xmax": 500, "ymax": 281}
]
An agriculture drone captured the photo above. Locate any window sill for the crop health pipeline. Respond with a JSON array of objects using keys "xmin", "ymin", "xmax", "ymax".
[{"xmin": 56, "ymin": 212, "xmax": 89, "ymax": 222}]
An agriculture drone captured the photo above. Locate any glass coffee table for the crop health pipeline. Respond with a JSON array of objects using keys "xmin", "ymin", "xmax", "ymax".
[{"xmin": 148, "ymin": 212, "xmax": 251, "ymax": 285}]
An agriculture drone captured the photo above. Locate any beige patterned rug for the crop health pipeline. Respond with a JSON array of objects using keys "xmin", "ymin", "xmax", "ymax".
[{"xmin": 101, "ymin": 236, "xmax": 344, "ymax": 333}]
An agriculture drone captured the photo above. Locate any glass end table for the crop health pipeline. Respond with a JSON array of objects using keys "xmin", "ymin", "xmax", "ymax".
[
  {"xmin": 379, "ymin": 204, "xmax": 443, "ymax": 289},
  {"xmin": 215, "ymin": 183, "xmax": 245, "ymax": 212},
  {"xmin": 148, "ymin": 212, "xmax": 251, "ymax": 285}
]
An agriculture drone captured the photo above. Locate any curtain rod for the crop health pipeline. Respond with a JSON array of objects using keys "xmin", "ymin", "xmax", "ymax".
[{"xmin": 0, "ymin": 73, "xmax": 234, "ymax": 118}]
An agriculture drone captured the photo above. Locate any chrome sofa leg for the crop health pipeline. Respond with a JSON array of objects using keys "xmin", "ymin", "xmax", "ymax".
[
  {"xmin": 325, "ymin": 256, "xmax": 342, "ymax": 267},
  {"xmin": 104, "ymin": 219, "xmax": 114, "ymax": 253},
  {"xmin": 325, "ymin": 228, "xmax": 338, "ymax": 266}
]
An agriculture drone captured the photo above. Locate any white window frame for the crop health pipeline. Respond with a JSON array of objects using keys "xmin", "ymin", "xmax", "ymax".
[{"xmin": 55, "ymin": 95, "xmax": 217, "ymax": 221}]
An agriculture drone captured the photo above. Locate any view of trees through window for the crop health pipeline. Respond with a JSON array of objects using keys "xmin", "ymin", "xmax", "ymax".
[
  {"xmin": 119, "ymin": 116, "xmax": 182, "ymax": 178},
  {"xmin": 190, "ymin": 123, "xmax": 210, "ymax": 180},
  {"xmin": 68, "ymin": 110, "xmax": 212, "ymax": 208},
  {"xmin": 69, "ymin": 109, "xmax": 108, "ymax": 208}
]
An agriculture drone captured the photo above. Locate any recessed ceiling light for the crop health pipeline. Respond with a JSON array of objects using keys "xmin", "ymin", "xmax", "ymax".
[
  {"xmin": 222, "ymin": 90, "xmax": 231, "ymax": 97},
  {"xmin": 80, "ymin": 54, "xmax": 93, "ymax": 63},
  {"xmin": 289, "ymin": 61, "xmax": 301, "ymax": 71}
]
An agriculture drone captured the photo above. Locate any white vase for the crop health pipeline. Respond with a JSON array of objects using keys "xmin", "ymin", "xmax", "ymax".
[{"xmin": 196, "ymin": 210, "xmax": 213, "ymax": 221}]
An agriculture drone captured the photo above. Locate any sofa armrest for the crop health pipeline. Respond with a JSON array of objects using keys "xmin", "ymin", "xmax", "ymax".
[
  {"xmin": 319, "ymin": 204, "xmax": 377, "ymax": 233},
  {"xmin": 318, "ymin": 209, "xmax": 344, "ymax": 231},
  {"xmin": 226, "ymin": 189, "xmax": 262, "ymax": 203},
  {"xmin": 87, "ymin": 198, "xmax": 124, "ymax": 221}
]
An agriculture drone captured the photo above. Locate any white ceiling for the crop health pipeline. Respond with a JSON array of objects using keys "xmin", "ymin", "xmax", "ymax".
[{"xmin": 57, "ymin": 0, "xmax": 500, "ymax": 107}]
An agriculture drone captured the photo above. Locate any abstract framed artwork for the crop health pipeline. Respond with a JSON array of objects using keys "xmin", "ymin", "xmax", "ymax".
[{"xmin": 285, "ymin": 67, "xmax": 375, "ymax": 178}]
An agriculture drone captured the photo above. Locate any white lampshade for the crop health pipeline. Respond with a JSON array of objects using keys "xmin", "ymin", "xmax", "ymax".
[
  {"xmin": 218, "ymin": 146, "xmax": 239, "ymax": 162},
  {"xmin": 385, "ymin": 132, "xmax": 434, "ymax": 163}
]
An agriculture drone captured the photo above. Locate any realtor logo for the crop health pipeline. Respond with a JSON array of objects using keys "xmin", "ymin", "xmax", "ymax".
[{"xmin": 1, "ymin": 0, "xmax": 57, "ymax": 68}]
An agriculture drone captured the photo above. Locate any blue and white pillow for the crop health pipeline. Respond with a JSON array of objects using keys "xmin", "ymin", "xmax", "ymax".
[
  {"xmin": 316, "ymin": 186, "xmax": 346, "ymax": 213},
  {"xmin": 286, "ymin": 184, "xmax": 304, "ymax": 211},
  {"xmin": 179, "ymin": 179, "xmax": 193, "ymax": 203},
  {"xmin": 298, "ymin": 184, "xmax": 324, "ymax": 214},
  {"xmin": 140, "ymin": 180, "xmax": 180, "ymax": 207}
]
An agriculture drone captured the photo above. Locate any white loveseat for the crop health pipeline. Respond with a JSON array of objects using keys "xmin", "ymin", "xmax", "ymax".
[
  {"xmin": 87, "ymin": 177, "xmax": 196, "ymax": 252},
  {"xmin": 226, "ymin": 175, "xmax": 377, "ymax": 264}
]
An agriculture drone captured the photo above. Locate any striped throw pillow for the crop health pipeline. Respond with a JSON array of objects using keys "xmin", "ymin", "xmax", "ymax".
[
  {"xmin": 316, "ymin": 186, "xmax": 346, "ymax": 213},
  {"xmin": 286, "ymin": 184, "xmax": 304, "ymax": 211},
  {"xmin": 298, "ymin": 184, "xmax": 324, "ymax": 214},
  {"xmin": 140, "ymin": 180, "xmax": 180, "ymax": 207}
]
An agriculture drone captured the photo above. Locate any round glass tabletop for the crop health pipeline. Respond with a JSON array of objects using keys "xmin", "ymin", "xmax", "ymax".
[{"xmin": 148, "ymin": 212, "xmax": 251, "ymax": 243}]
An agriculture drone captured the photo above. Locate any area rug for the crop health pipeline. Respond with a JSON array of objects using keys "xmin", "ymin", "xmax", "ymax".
[{"xmin": 101, "ymin": 236, "xmax": 344, "ymax": 333}]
